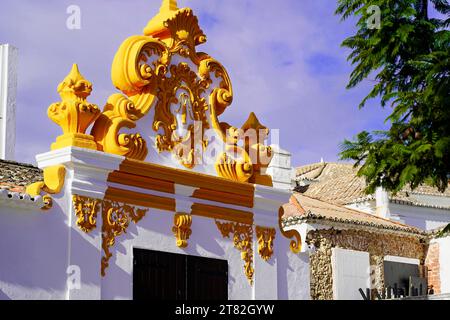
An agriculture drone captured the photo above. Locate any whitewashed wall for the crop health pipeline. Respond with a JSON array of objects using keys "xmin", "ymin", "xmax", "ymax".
[
  {"xmin": 0, "ymin": 200, "xmax": 311, "ymax": 300},
  {"xmin": 0, "ymin": 194, "xmax": 69, "ymax": 300},
  {"xmin": 347, "ymin": 201, "xmax": 450, "ymax": 231},
  {"xmin": 436, "ymin": 236, "xmax": 450, "ymax": 294},
  {"xmin": 389, "ymin": 204, "xmax": 450, "ymax": 231}
]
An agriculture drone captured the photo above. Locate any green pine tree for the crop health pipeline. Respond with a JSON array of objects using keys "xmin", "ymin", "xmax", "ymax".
[{"xmin": 337, "ymin": 0, "xmax": 450, "ymax": 194}]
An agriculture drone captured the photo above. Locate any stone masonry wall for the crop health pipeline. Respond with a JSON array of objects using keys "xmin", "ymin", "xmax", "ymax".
[{"xmin": 306, "ymin": 228, "xmax": 427, "ymax": 300}]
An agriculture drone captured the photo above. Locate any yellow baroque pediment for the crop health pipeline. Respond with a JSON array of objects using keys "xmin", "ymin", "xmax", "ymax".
[{"xmin": 45, "ymin": 0, "xmax": 273, "ymax": 187}]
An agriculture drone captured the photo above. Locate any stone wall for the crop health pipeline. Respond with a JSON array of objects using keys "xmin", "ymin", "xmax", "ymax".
[{"xmin": 306, "ymin": 228, "xmax": 427, "ymax": 300}]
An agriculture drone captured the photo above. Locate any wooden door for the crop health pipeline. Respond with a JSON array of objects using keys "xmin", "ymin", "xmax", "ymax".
[{"xmin": 133, "ymin": 248, "xmax": 228, "ymax": 300}]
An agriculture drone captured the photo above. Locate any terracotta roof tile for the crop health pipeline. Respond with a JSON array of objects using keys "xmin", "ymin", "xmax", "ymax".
[
  {"xmin": 295, "ymin": 162, "xmax": 450, "ymax": 209},
  {"xmin": 282, "ymin": 193, "xmax": 424, "ymax": 235},
  {"xmin": 0, "ymin": 160, "xmax": 42, "ymax": 191}
]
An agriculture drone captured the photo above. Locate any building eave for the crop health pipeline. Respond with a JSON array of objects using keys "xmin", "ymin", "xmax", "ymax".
[
  {"xmin": 0, "ymin": 189, "xmax": 45, "ymax": 210},
  {"xmin": 282, "ymin": 210, "xmax": 428, "ymax": 239}
]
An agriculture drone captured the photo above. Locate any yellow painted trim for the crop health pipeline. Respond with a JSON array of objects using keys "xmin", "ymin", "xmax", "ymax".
[
  {"xmin": 119, "ymin": 159, "xmax": 255, "ymax": 200},
  {"xmin": 191, "ymin": 203, "xmax": 253, "ymax": 225},
  {"xmin": 192, "ymin": 188, "xmax": 253, "ymax": 209},
  {"xmin": 108, "ymin": 171, "xmax": 175, "ymax": 195},
  {"xmin": 104, "ymin": 185, "xmax": 253, "ymax": 225},
  {"xmin": 105, "ymin": 187, "xmax": 175, "ymax": 212}
]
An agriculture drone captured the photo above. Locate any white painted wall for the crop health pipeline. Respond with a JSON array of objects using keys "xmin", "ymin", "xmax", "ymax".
[
  {"xmin": 0, "ymin": 195, "xmax": 69, "ymax": 300},
  {"xmin": 436, "ymin": 236, "xmax": 450, "ymax": 294},
  {"xmin": 0, "ymin": 147, "xmax": 310, "ymax": 300},
  {"xmin": 0, "ymin": 44, "xmax": 18, "ymax": 161},
  {"xmin": 346, "ymin": 201, "xmax": 450, "ymax": 231},
  {"xmin": 332, "ymin": 248, "xmax": 370, "ymax": 300},
  {"xmin": 389, "ymin": 204, "xmax": 450, "ymax": 231},
  {"xmin": 0, "ymin": 199, "xmax": 311, "ymax": 300}
]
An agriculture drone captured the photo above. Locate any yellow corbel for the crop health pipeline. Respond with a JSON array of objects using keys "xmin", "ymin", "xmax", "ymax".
[
  {"xmin": 172, "ymin": 213, "xmax": 192, "ymax": 248},
  {"xmin": 26, "ymin": 165, "xmax": 66, "ymax": 210}
]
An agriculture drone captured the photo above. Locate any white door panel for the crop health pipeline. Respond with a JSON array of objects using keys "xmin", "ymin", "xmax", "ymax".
[{"xmin": 332, "ymin": 248, "xmax": 370, "ymax": 300}]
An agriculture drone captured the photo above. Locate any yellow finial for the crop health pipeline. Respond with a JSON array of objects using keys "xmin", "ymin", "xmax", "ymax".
[
  {"xmin": 57, "ymin": 63, "xmax": 92, "ymax": 100},
  {"xmin": 47, "ymin": 63, "xmax": 100, "ymax": 151},
  {"xmin": 160, "ymin": 0, "xmax": 178, "ymax": 12},
  {"xmin": 241, "ymin": 112, "xmax": 266, "ymax": 131}
]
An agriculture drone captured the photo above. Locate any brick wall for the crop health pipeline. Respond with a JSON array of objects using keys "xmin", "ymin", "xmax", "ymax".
[{"xmin": 425, "ymin": 242, "xmax": 440, "ymax": 294}]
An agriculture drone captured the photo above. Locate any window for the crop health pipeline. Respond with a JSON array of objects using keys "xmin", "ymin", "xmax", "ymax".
[{"xmin": 133, "ymin": 248, "xmax": 228, "ymax": 300}]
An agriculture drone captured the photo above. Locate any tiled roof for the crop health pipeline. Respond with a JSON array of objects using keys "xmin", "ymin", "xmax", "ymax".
[
  {"xmin": 0, "ymin": 160, "xmax": 45, "ymax": 209},
  {"xmin": 0, "ymin": 159, "xmax": 42, "ymax": 193},
  {"xmin": 295, "ymin": 162, "xmax": 450, "ymax": 209},
  {"xmin": 282, "ymin": 193, "xmax": 426, "ymax": 236}
]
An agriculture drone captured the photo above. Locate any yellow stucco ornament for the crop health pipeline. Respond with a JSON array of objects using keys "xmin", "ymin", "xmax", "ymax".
[
  {"xmin": 48, "ymin": 64, "xmax": 100, "ymax": 151},
  {"xmin": 33, "ymin": 0, "xmax": 275, "ymax": 188},
  {"xmin": 26, "ymin": 165, "xmax": 66, "ymax": 210}
]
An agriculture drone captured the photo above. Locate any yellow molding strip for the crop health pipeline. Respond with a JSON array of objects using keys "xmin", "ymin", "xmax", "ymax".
[
  {"xmin": 104, "ymin": 186, "xmax": 253, "ymax": 225},
  {"xmin": 108, "ymin": 171, "xmax": 175, "ymax": 195},
  {"xmin": 192, "ymin": 188, "xmax": 253, "ymax": 209},
  {"xmin": 191, "ymin": 203, "xmax": 253, "ymax": 225},
  {"xmin": 105, "ymin": 187, "xmax": 176, "ymax": 212},
  {"xmin": 119, "ymin": 159, "xmax": 255, "ymax": 200}
]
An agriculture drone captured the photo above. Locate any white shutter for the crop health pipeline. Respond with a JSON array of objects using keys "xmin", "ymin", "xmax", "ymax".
[{"xmin": 332, "ymin": 248, "xmax": 370, "ymax": 300}]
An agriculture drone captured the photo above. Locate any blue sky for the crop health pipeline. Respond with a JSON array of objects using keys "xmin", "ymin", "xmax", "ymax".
[{"xmin": 0, "ymin": 0, "xmax": 391, "ymax": 167}]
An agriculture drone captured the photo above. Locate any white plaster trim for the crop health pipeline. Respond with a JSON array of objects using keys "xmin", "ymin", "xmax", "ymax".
[
  {"xmin": 384, "ymin": 255, "xmax": 420, "ymax": 265},
  {"xmin": 254, "ymin": 184, "xmax": 291, "ymax": 227},
  {"xmin": 174, "ymin": 184, "xmax": 197, "ymax": 213},
  {"xmin": 36, "ymin": 147, "xmax": 124, "ymax": 199},
  {"xmin": 36, "ymin": 146, "xmax": 124, "ymax": 170}
]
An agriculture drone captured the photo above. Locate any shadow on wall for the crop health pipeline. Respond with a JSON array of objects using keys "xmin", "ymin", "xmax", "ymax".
[
  {"xmin": 277, "ymin": 235, "xmax": 310, "ymax": 300},
  {"xmin": 0, "ymin": 288, "xmax": 11, "ymax": 300},
  {"xmin": 0, "ymin": 204, "xmax": 69, "ymax": 299}
]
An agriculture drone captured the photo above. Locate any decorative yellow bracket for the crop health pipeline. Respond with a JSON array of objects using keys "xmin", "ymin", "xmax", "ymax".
[
  {"xmin": 101, "ymin": 200, "xmax": 148, "ymax": 276},
  {"xmin": 26, "ymin": 165, "xmax": 66, "ymax": 210},
  {"xmin": 278, "ymin": 208, "xmax": 302, "ymax": 254},
  {"xmin": 73, "ymin": 195, "xmax": 100, "ymax": 233},
  {"xmin": 255, "ymin": 226, "xmax": 276, "ymax": 261},
  {"xmin": 216, "ymin": 220, "xmax": 254, "ymax": 285},
  {"xmin": 172, "ymin": 213, "xmax": 192, "ymax": 248}
]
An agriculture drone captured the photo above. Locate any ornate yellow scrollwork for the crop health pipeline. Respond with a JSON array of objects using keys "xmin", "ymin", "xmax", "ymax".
[
  {"xmin": 72, "ymin": 195, "xmax": 100, "ymax": 233},
  {"xmin": 91, "ymin": 2, "xmax": 212, "ymax": 166},
  {"xmin": 41, "ymin": 0, "xmax": 274, "ymax": 187},
  {"xmin": 91, "ymin": 36, "xmax": 169, "ymax": 160},
  {"xmin": 172, "ymin": 213, "xmax": 192, "ymax": 248},
  {"xmin": 216, "ymin": 221, "xmax": 254, "ymax": 285},
  {"xmin": 48, "ymin": 64, "xmax": 100, "ymax": 151},
  {"xmin": 255, "ymin": 226, "xmax": 276, "ymax": 261},
  {"xmin": 26, "ymin": 165, "xmax": 66, "ymax": 210},
  {"xmin": 278, "ymin": 207, "xmax": 302, "ymax": 254},
  {"xmin": 101, "ymin": 200, "xmax": 148, "ymax": 276}
]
